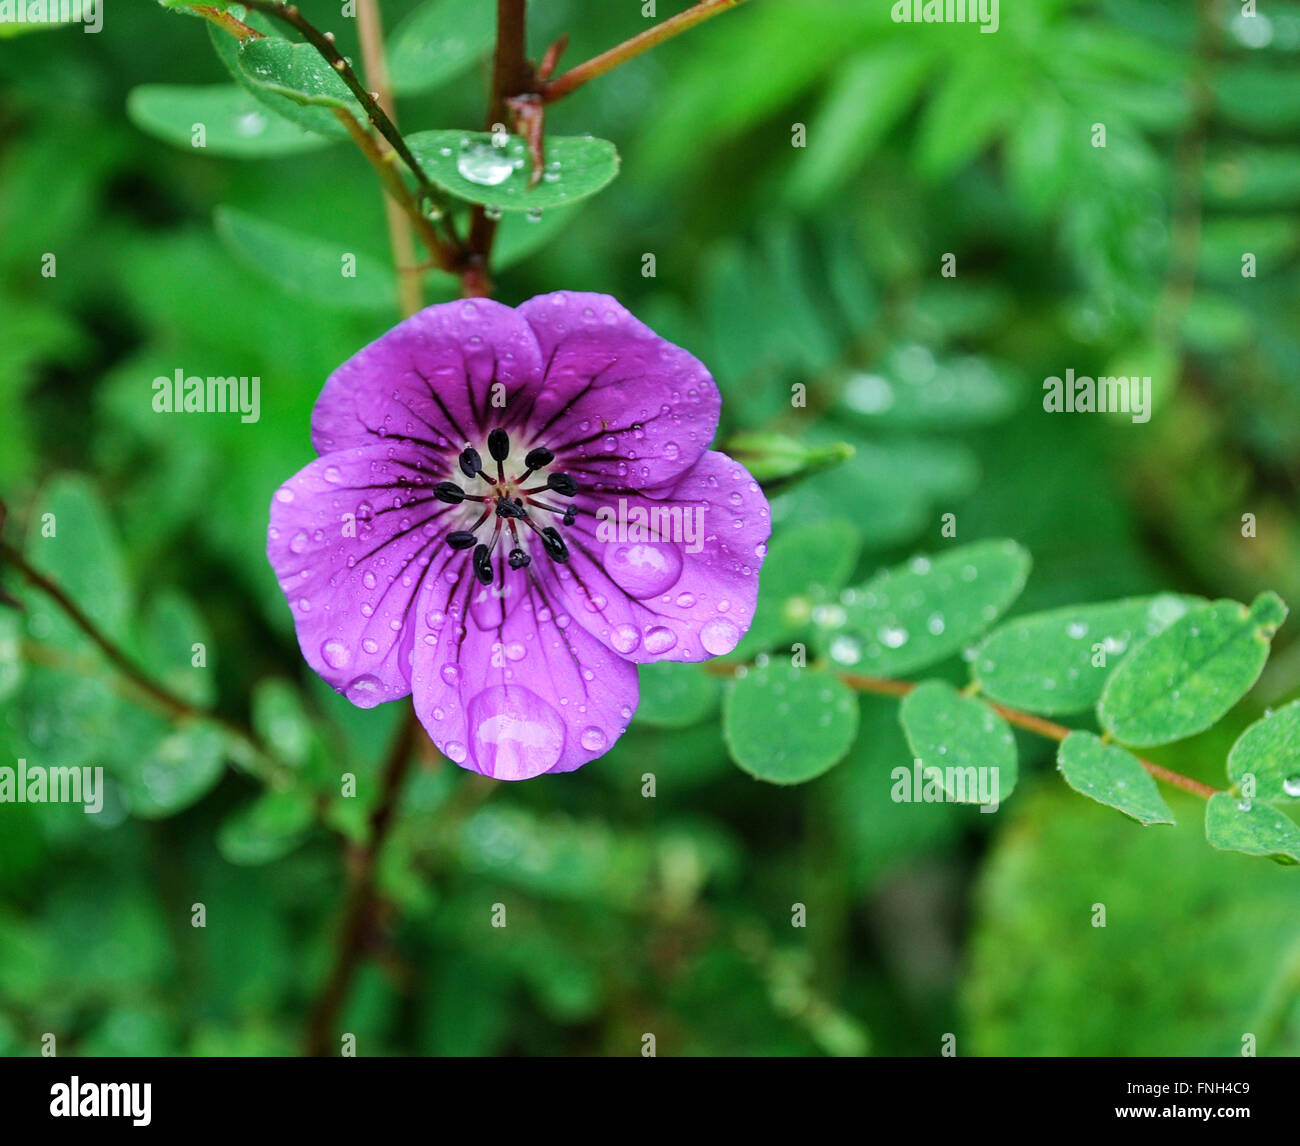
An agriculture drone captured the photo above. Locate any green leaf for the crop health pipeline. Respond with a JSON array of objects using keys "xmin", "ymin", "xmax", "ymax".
[
  {"xmin": 387, "ymin": 0, "xmax": 496, "ymax": 96},
  {"xmin": 731, "ymin": 518, "xmax": 862, "ymax": 658},
  {"xmin": 816, "ymin": 539, "xmax": 1031, "ymax": 677},
  {"xmin": 252, "ymin": 678, "xmax": 313, "ymax": 766},
  {"xmin": 0, "ymin": 611, "xmax": 24, "ymax": 703},
  {"xmin": 974, "ymin": 593, "xmax": 1201, "ymax": 716},
  {"xmin": 126, "ymin": 84, "xmax": 334, "ymax": 158},
  {"xmin": 898, "ymin": 681, "xmax": 1017, "ymax": 807},
  {"xmin": 1056, "ymin": 731, "xmax": 1174, "ymax": 826},
  {"xmin": 139, "ymin": 591, "xmax": 215, "ymax": 707},
  {"xmin": 214, "ymin": 206, "xmax": 396, "ymax": 312},
  {"xmin": 1227, "ymin": 701, "xmax": 1300, "ymax": 804},
  {"xmin": 235, "ymin": 36, "xmax": 355, "ymax": 110},
  {"xmin": 217, "ymin": 789, "xmax": 314, "ymax": 865},
  {"xmin": 209, "ymin": 14, "xmax": 354, "ymax": 140},
  {"xmin": 123, "ymin": 722, "xmax": 227, "ymax": 819},
  {"xmin": 634, "ymin": 662, "xmax": 720, "ymax": 729},
  {"xmin": 1098, "ymin": 593, "xmax": 1288, "ymax": 747},
  {"xmin": 1205, "ymin": 792, "xmax": 1300, "ymax": 865},
  {"xmin": 24, "ymin": 474, "xmax": 130, "ymax": 647},
  {"xmin": 404, "ymin": 131, "xmax": 620, "ymax": 212},
  {"xmin": 724, "ymin": 663, "xmax": 857, "ymax": 784},
  {"xmin": 723, "ymin": 431, "xmax": 853, "ymax": 488}
]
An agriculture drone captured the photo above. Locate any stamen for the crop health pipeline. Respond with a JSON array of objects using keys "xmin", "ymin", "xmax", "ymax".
[
  {"xmin": 473, "ymin": 543, "xmax": 494, "ymax": 585},
  {"xmin": 546, "ymin": 473, "xmax": 578, "ymax": 497},
  {"xmin": 508, "ymin": 548, "xmax": 531, "ymax": 569},
  {"xmin": 447, "ymin": 530, "xmax": 477, "ymax": 550},
  {"xmin": 539, "ymin": 526, "xmax": 569, "ymax": 564},
  {"xmin": 458, "ymin": 447, "xmax": 483, "ymax": 479},
  {"xmin": 434, "ymin": 481, "xmax": 467, "ymax": 503},
  {"xmin": 495, "ymin": 497, "xmax": 528, "ymax": 519},
  {"xmin": 524, "ymin": 446, "xmax": 554, "ymax": 471},
  {"xmin": 487, "ymin": 429, "xmax": 510, "ymax": 461}
]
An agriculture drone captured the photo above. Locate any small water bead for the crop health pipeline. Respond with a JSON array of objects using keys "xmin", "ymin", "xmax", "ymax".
[
  {"xmin": 1066, "ymin": 621, "xmax": 1089, "ymax": 639},
  {"xmin": 580, "ymin": 727, "xmax": 608, "ymax": 752},
  {"xmin": 321, "ymin": 639, "xmax": 351, "ymax": 669},
  {"xmin": 445, "ymin": 741, "xmax": 468, "ymax": 763},
  {"xmin": 484, "ymin": 205, "xmax": 504, "ymax": 221},
  {"xmin": 290, "ymin": 531, "xmax": 309, "ymax": 554},
  {"xmin": 643, "ymin": 626, "xmax": 677, "ymax": 654},
  {"xmin": 1282, "ymin": 776, "xmax": 1300, "ymax": 798},
  {"xmin": 610, "ymin": 624, "xmax": 641, "ymax": 654},
  {"xmin": 440, "ymin": 664, "xmax": 461, "ymax": 686},
  {"xmin": 362, "ymin": 571, "xmax": 377, "ymax": 589},
  {"xmin": 362, "ymin": 638, "xmax": 379, "ymax": 655},
  {"xmin": 879, "ymin": 625, "xmax": 909, "ymax": 649}
]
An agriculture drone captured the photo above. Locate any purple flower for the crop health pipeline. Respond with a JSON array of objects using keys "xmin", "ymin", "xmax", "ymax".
[{"xmin": 268, "ymin": 292, "xmax": 770, "ymax": 780}]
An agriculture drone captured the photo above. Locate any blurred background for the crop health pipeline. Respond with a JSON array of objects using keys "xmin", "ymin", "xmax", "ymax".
[{"xmin": 1, "ymin": 0, "xmax": 1298, "ymax": 1056}]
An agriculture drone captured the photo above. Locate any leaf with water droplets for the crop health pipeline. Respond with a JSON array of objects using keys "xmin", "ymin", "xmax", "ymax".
[
  {"xmin": 388, "ymin": 0, "xmax": 496, "ymax": 96},
  {"xmin": 731, "ymin": 518, "xmax": 863, "ymax": 658},
  {"xmin": 723, "ymin": 664, "xmax": 858, "ymax": 784},
  {"xmin": 973, "ymin": 594, "xmax": 1203, "ymax": 716},
  {"xmin": 1226, "ymin": 701, "xmax": 1300, "ymax": 804},
  {"xmin": 898, "ymin": 680, "xmax": 1017, "ymax": 806},
  {"xmin": 1056, "ymin": 731, "xmax": 1174, "ymax": 826},
  {"xmin": 126, "ymin": 84, "xmax": 335, "ymax": 158},
  {"xmin": 814, "ymin": 539, "xmax": 1030, "ymax": 676},
  {"xmin": 404, "ymin": 130, "xmax": 620, "ymax": 212},
  {"xmin": 234, "ymin": 37, "xmax": 355, "ymax": 110},
  {"xmin": 1205, "ymin": 792, "xmax": 1300, "ymax": 865},
  {"xmin": 208, "ymin": 14, "xmax": 355, "ymax": 140},
  {"xmin": 215, "ymin": 206, "xmax": 402, "ymax": 312},
  {"xmin": 1098, "ymin": 593, "xmax": 1288, "ymax": 747},
  {"xmin": 634, "ymin": 662, "xmax": 720, "ymax": 729}
]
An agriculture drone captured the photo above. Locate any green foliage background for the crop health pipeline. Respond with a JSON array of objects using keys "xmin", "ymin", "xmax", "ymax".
[{"xmin": 1, "ymin": 0, "xmax": 1299, "ymax": 1056}]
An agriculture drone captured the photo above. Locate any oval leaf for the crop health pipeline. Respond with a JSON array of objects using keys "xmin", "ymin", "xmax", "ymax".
[
  {"xmin": 123, "ymin": 722, "xmax": 227, "ymax": 819},
  {"xmin": 1205, "ymin": 792, "xmax": 1300, "ymax": 865},
  {"xmin": 126, "ymin": 84, "xmax": 333, "ymax": 158},
  {"xmin": 1056, "ymin": 731, "xmax": 1174, "ymax": 826},
  {"xmin": 1227, "ymin": 700, "xmax": 1300, "ymax": 803},
  {"xmin": 388, "ymin": 0, "xmax": 496, "ymax": 96},
  {"xmin": 724, "ymin": 663, "xmax": 857, "ymax": 784},
  {"xmin": 898, "ymin": 680, "xmax": 1017, "ymax": 807},
  {"xmin": 1098, "ymin": 593, "xmax": 1288, "ymax": 747},
  {"xmin": 974, "ymin": 594, "xmax": 1201, "ymax": 715},
  {"xmin": 816, "ymin": 539, "xmax": 1030, "ymax": 676},
  {"xmin": 404, "ymin": 130, "xmax": 621, "ymax": 212},
  {"xmin": 214, "ymin": 206, "xmax": 396, "ymax": 312}
]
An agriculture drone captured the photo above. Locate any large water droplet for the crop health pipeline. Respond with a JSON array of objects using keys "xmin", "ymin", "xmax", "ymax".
[
  {"xmin": 344, "ymin": 674, "xmax": 384, "ymax": 708},
  {"xmin": 580, "ymin": 726, "xmax": 608, "ymax": 752},
  {"xmin": 467, "ymin": 685, "xmax": 566, "ymax": 780},
  {"xmin": 643, "ymin": 626, "xmax": 677, "ymax": 654},
  {"xmin": 610, "ymin": 624, "xmax": 641, "ymax": 654},
  {"xmin": 457, "ymin": 142, "xmax": 514, "ymax": 186},
  {"xmin": 604, "ymin": 541, "xmax": 683, "ymax": 599},
  {"xmin": 321, "ymin": 639, "xmax": 351, "ymax": 670},
  {"xmin": 700, "ymin": 617, "xmax": 740, "ymax": 656}
]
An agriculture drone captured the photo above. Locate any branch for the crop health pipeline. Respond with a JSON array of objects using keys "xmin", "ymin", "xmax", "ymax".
[
  {"xmin": 303, "ymin": 703, "xmax": 420, "ymax": 1056},
  {"xmin": 541, "ymin": 0, "xmax": 753, "ymax": 103},
  {"xmin": 355, "ymin": 0, "xmax": 423, "ymax": 316},
  {"xmin": 709, "ymin": 662, "xmax": 1221, "ymax": 800}
]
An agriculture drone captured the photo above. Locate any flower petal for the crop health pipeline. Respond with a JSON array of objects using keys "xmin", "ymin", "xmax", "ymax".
[
  {"xmin": 515, "ymin": 291, "xmax": 720, "ymax": 489},
  {"xmin": 411, "ymin": 569, "xmax": 639, "ymax": 780},
  {"xmin": 268, "ymin": 442, "xmax": 463, "ymax": 705},
  {"xmin": 311, "ymin": 298, "xmax": 546, "ymax": 456},
  {"xmin": 533, "ymin": 450, "xmax": 771, "ymax": 663}
]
